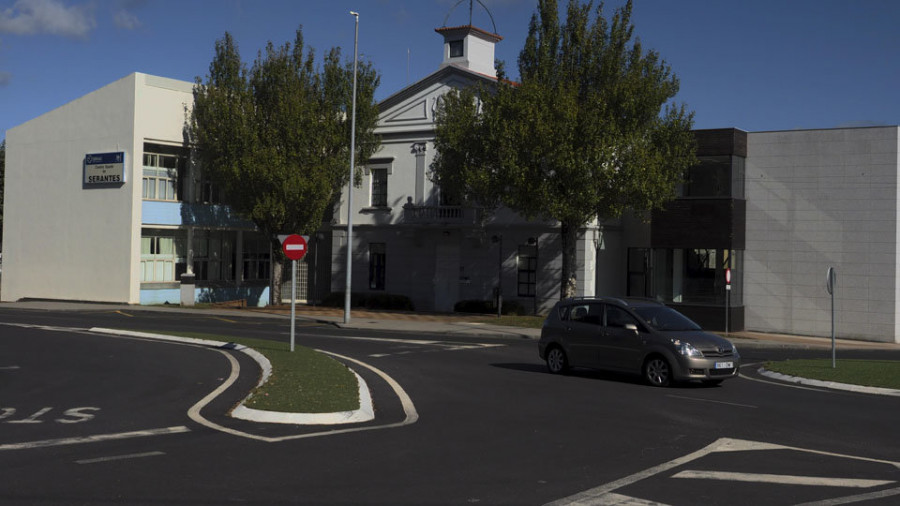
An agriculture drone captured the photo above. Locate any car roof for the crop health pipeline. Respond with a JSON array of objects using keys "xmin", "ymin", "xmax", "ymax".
[{"xmin": 560, "ymin": 296, "xmax": 666, "ymax": 308}]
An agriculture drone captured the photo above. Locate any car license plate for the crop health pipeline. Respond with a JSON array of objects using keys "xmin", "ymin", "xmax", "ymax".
[{"xmin": 715, "ymin": 361, "xmax": 734, "ymax": 369}]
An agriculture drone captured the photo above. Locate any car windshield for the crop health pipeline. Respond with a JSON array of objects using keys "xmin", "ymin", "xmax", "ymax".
[{"xmin": 633, "ymin": 306, "xmax": 702, "ymax": 331}]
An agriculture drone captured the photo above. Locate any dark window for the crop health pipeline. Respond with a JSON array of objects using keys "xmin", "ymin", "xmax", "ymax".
[
  {"xmin": 651, "ymin": 248, "xmax": 742, "ymax": 306},
  {"xmin": 449, "ymin": 40, "xmax": 464, "ymax": 58},
  {"xmin": 605, "ymin": 305, "xmax": 638, "ymax": 329},
  {"xmin": 627, "ymin": 248, "xmax": 650, "ymax": 297},
  {"xmin": 242, "ymin": 237, "xmax": 270, "ymax": 281},
  {"xmin": 679, "ymin": 155, "xmax": 745, "ymax": 199},
  {"xmin": 369, "ymin": 243, "xmax": 386, "ymax": 290},
  {"xmin": 371, "ymin": 168, "xmax": 388, "ymax": 207},
  {"xmin": 517, "ymin": 245, "xmax": 537, "ymax": 297},
  {"xmin": 568, "ymin": 303, "xmax": 603, "ymax": 325},
  {"xmin": 193, "ymin": 231, "xmax": 236, "ymax": 281}
]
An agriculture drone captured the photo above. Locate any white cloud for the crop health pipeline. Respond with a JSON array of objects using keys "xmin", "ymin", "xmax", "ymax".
[
  {"xmin": 0, "ymin": 0, "xmax": 96, "ymax": 39},
  {"xmin": 113, "ymin": 9, "xmax": 140, "ymax": 30}
]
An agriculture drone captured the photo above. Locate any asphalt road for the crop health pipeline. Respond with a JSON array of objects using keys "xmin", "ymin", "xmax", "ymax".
[{"xmin": 1, "ymin": 307, "xmax": 899, "ymax": 505}]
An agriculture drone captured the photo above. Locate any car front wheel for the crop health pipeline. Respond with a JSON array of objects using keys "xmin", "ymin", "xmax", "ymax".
[
  {"xmin": 644, "ymin": 356, "xmax": 672, "ymax": 387},
  {"xmin": 546, "ymin": 346, "xmax": 569, "ymax": 374}
]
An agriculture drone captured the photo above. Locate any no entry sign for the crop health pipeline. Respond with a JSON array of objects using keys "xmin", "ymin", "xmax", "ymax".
[{"xmin": 282, "ymin": 234, "xmax": 308, "ymax": 261}]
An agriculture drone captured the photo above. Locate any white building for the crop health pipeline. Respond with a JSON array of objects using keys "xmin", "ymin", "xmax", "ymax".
[
  {"xmin": 3, "ymin": 23, "xmax": 899, "ymax": 343},
  {"xmin": 744, "ymin": 127, "xmax": 900, "ymax": 341},
  {"xmin": 325, "ymin": 24, "xmax": 600, "ymax": 315},
  {"xmin": 2, "ymin": 73, "xmax": 271, "ymax": 306}
]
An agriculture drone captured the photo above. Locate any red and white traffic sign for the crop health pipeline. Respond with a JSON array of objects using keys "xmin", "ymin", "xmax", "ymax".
[{"xmin": 282, "ymin": 234, "xmax": 308, "ymax": 261}]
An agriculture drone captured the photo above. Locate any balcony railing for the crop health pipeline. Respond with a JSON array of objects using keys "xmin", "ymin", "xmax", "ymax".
[{"xmin": 402, "ymin": 198, "xmax": 482, "ymax": 225}]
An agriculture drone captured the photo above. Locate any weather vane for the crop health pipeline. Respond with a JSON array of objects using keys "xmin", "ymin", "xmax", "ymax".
[{"xmin": 442, "ymin": 0, "xmax": 498, "ymax": 34}]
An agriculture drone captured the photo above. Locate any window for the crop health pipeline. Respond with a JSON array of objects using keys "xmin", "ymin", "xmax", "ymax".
[
  {"xmin": 242, "ymin": 236, "xmax": 271, "ymax": 281},
  {"xmin": 195, "ymin": 177, "xmax": 224, "ymax": 204},
  {"xmin": 651, "ymin": 248, "xmax": 742, "ymax": 306},
  {"xmin": 370, "ymin": 168, "xmax": 388, "ymax": 207},
  {"xmin": 142, "ymin": 151, "xmax": 183, "ymax": 201},
  {"xmin": 605, "ymin": 305, "xmax": 638, "ymax": 329},
  {"xmin": 678, "ymin": 155, "xmax": 745, "ymax": 199},
  {"xmin": 568, "ymin": 303, "xmax": 602, "ymax": 325},
  {"xmin": 369, "ymin": 243, "xmax": 386, "ymax": 290},
  {"xmin": 449, "ymin": 40, "xmax": 464, "ymax": 58},
  {"xmin": 193, "ymin": 231, "xmax": 235, "ymax": 281},
  {"xmin": 141, "ymin": 230, "xmax": 186, "ymax": 282},
  {"xmin": 517, "ymin": 245, "xmax": 537, "ymax": 297},
  {"xmin": 627, "ymin": 248, "xmax": 650, "ymax": 297}
]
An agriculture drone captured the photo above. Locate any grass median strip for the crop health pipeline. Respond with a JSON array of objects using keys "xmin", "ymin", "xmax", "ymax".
[
  {"xmin": 124, "ymin": 330, "xmax": 360, "ymax": 413},
  {"xmin": 765, "ymin": 359, "xmax": 900, "ymax": 390}
]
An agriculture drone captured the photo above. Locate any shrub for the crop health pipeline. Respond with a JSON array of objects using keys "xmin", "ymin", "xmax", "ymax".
[
  {"xmin": 501, "ymin": 300, "xmax": 528, "ymax": 316},
  {"xmin": 454, "ymin": 299, "xmax": 494, "ymax": 314},
  {"xmin": 321, "ymin": 292, "xmax": 415, "ymax": 311},
  {"xmin": 454, "ymin": 299, "xmax": 529, "ymax": 316}
]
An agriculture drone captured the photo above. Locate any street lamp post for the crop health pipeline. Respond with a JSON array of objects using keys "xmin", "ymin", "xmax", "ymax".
[
  {"xmin": 492, "ymin": 234, "xmax": 503, "ymax": 318},
  {"xmin": 344, "ymin": 11, "xmax": 359, "ymax": 325}
]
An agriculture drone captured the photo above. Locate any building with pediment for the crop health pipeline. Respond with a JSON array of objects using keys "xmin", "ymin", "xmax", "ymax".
[{"xmin": 322, "ymin": 23, "xmax": 601, "ymax": 315}]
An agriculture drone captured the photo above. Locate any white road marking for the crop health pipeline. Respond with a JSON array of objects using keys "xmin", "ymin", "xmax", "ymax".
[
  {"xmin": 300, "ymin": 333, "xmax": 506, "ymax": 350},
  {"xmin": 5, "ymin": 323, "xmax": 418, "ymax": 441},
  {"xmin": 585, "ymin": 492, "xmax": 672, "ymax": 505},
  {"xmin": 795, "ymin": 486, "xmax": 900, "ymax": 505},
  {"xmin": 187, "ymin": 347, "xmax": 418, "ymax": 442},
  {"xmin": 671, "ymin": 470, "xmax": 894, "ymax": 488},
  {"xmin": 0, "ymin": 426, "xmax": 190, "ymax": 451},
  {"xmin": 0, "ymin": 365, "xmax": 21, "ymax": 370},
  {"xmin": 666, "ymin": 395, "xmax": 757, "ymax": 408},
  {"xmin": 740, "ymin": 369, "xmax": 837, "ymax": 393},
  {"xmin": 76, "ymin": 451, "xmax": 166, "ymax": 464},
  {"xmin": 545, "ymin": 438, "xmax": 900, "ymax": 506}
]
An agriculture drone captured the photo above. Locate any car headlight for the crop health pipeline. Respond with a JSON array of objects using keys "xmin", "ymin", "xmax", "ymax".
[
  {"xmin": 731, "ymin": 344, "xmax": 739, "ymax": 355},
  {"xmin": 672, "ymin": 339, "xmax": 704, "ymax": 357}
]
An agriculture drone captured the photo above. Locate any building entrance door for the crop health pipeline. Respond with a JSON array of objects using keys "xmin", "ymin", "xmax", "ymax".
[{"xmin": 434, "ymin": 241, "xmax": 459, "ymax": 312}]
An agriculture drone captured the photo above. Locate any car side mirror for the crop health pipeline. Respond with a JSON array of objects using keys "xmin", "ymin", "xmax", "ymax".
[{"xmin": 625, "ymin": 323, "xmax": 638, "ymax": 334}]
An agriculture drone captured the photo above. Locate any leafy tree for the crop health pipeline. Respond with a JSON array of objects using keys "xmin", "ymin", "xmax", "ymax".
[
  {"xmin": 190, "ymin": 29, "xmax": 380, "ymax": 304},
  {"xmin": 432, "ymin": 0, "xmax": 696, "ymax": 300}
]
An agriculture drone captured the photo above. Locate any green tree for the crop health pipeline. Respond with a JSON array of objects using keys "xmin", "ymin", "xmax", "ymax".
[
  {"xmin": 190, "ymin": 29, "xmax": 380, "ymax": 304},
  {"xmin": 432, "ymin": 0, "xmax": 696, "ymax": 300}
]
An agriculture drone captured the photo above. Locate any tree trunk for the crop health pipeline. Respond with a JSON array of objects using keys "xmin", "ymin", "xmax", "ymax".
[{"xmin": 560, "ymin": 220, "xmax": 579, "ymax": 300}]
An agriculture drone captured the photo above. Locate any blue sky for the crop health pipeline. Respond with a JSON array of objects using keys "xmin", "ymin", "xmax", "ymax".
[{"xmin": 1, "ymin": 0, "xmax": 898, "ymax": 139}]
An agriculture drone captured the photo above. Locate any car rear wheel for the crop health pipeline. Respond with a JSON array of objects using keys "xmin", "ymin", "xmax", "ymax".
[
  {"xmin": 546, "ymin": 346, "xmax": 569, "ymax": 374},
  {"xmin": 644, "ymin": 356, "xmax": 672, "ymax": 387}
]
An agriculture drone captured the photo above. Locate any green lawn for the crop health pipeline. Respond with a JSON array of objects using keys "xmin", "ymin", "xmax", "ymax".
[
  {"xmin": 764, "ymin": 359, "xmax": 900, "ymax": 390},
  {"xmin": 127, "ymin": 330, "xmax": 360, "ymax": 413}
]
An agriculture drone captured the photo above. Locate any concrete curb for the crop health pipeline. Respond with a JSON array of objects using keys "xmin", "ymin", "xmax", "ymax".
[
  {"xmin": 89, "ymin": 328, "xmax": 375, "ymax": 425},
  {"xmin": 758, "ymin": 367, "xmax": 900, "ymax": 397},
  {"xmin": 231, "ymin": 369, "xmax": 374, "ymax": 425}
]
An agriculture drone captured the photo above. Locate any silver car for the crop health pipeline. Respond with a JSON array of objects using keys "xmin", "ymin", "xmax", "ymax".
[{"xmin": 538, "ymin": 297, "xmax": 740, "ymax": 386}]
